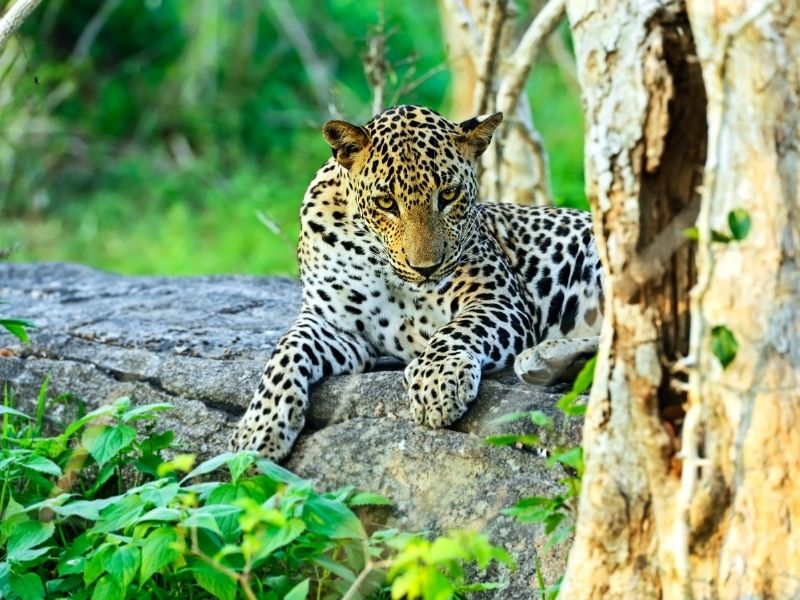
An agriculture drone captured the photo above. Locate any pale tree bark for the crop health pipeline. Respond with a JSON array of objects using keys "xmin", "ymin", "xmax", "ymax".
[
  {"xmin": 0, "ymin": 0, "xmax": 42, "ymax": 48},
  {"xmin": 560, "ymin": 0, "xmax": 800, "ymax": 597},
  {"xmin": 437, "ymin": 0, "xmax": 565, "ymax": 206},
  {"xmin": 684, "ymin": 1, "xmax": 800, "ymax": 596}
]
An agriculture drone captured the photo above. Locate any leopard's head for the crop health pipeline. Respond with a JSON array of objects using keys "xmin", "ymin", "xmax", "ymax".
[{"xmin": 322, "ymin": 105, "xmax": 502, "ymax": 285}]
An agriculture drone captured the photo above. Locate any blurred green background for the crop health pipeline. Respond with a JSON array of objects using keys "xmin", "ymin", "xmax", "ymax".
[{"xmin": 0, "ymin": 0, "xmax": 584, "ymax": 277}]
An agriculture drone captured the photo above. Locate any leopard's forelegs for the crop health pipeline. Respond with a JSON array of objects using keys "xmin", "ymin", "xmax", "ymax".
[{"xmin": 230, "ymin": 308, "xmax": 374, "ymax": 460}]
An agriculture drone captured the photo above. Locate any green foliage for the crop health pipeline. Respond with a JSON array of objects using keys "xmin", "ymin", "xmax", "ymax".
[
  {"xmin": 684, "ymin": 208, "xmax": 752, "ymax": 245},
  {"xmin": 711, "ymin": 325, "xmax": 738, "ymax": 368},
  {"xmin": 727, "ymin": 208, "xmax": 752, "ymax": 241},
  {"xmin": 489, "ymin": 356, "xmax": 596, "ymax": 598},
  {"xmin": 386, "ymin": 530, "xmax": 514, "ymax": 599},
  {"xmin": 0, "ymin": 301, "xmax": 35, "ymax": 343},
  {"xmin": 1, "ymin": 386, "xmax": 512, "ymax": 599},
  {"xmin": 2, "ymin": 2, "xmax": 585, "ymax": 275}
]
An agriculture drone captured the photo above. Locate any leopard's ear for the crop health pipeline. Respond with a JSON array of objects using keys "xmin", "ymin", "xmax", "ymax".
[
  {"xmin": 457, "ymin": 112, "xmax": 503, "ymax": 160},
  {"xmin": 323, "ymin": 120, "xmax": 370, "ymax": 170}
]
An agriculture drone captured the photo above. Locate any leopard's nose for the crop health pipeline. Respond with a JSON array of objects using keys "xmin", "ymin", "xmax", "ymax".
[{"xmin": 407, "ymin": 258, "xmax": 444, "ymax": 278}]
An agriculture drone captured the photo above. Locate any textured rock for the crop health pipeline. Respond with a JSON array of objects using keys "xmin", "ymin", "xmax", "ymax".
[{"xmin": 0, "ymin": 262, "xmax": 582, "ymax": 598}]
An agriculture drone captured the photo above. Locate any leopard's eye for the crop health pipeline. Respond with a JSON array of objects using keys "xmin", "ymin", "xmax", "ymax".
[
  {"xmin": 374, "ymin": 194, "xmax": 399, "ymax": 215},
  {"xmin": 438, "ymin": 184, "xmax": 461, "ymax": 210}
]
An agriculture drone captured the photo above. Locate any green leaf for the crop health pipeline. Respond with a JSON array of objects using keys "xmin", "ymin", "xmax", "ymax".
[
  {"xmin": 550, "ymin": 447, "xmax": 584, "ymax": 475},
  {"xmin": 572, "ymin": 356, "xmax": 596, "ymax": 396},
  {"xmin": 303, "ymin": 496, "xmax": 364, "ymax": 540},
  {"xmin": 9, "ymin": 571, "xmax": 45, "ymax": 600},
  {"xmin": 35, "ymin": 377, "xmax": 49, "ymax": 434},
  {"xmin": 82, "ymin": 424, "xmax": 137, "ymax": 467},
  {"xmin": 182, "ymin": 452, "xmax": 236, "ymax": 481},
  {"xmin": 63, "ymin": 404, "xmax": 117, "ymax": 438},
  {"xmin": 488, "ymin": 411, "xmax": 531, "ymax": 425},
  {"xmin": 0, "ymin": 562, "xmax": 10, "ymax": 597},
  {"xmin": 140, "ymin": 429, "xmax": 174, "ymax": 454},
  {"xmin": 711, "ymin": 229, "xmax": 732, "ymax": 243},
  {"xmin": 225, "ymin": 453, "xmax": 254, "ymax": 484},
  {"xmin": 285, "ymin": 578, "xmax": 310, "ymax": 600},
  {"xmin": 92, "ymin": 495, "xmax": 146, "ymax": 533},
  {"xmin": 2, "ymin": 494, "xmax": 26, "ymax": 521},
  {"xmin": 347, "ymin": 492, "xmax": 393, "ymax": 507},
  {"xmin": 428, "ymin": 537, "xmax": 469, "ymax": 564},
  {"xmin": 137, "ymin": 507, "xmax": 182, "ymax": 523},
  {"xmin": 121, "ymin": 403, "xmax": 173, "ymax": 422},
  {"xmin": 255, "ymin": 458, "xmax": 305, "ymax": 484},
  {"xmin": 7, "ymin": 520, "xmax": 55, "ymax": 563},
  {"xmin": 0, "ymin": 318, "xmax": 35, "ymax": 343},
  {"xmin": 84, "ymin": 543, "xmax": 115, "ymax": 585},
  {"xmin": 311, "ymin": 556, "xmax": 355, "ymax": 582},
  {"xmin": 140, "ymin": 482, "xmax": 180, "ymax": 507},
  {"xmin": 91, "ymin": 575, "xmax": 124, "ymax": 600},
  {"xmin": 54, "ymin": 496, "xmax": 119, "ymax": 521},
  {"xmin": 20, "ymin": 454, "xmax": 62, "ymax": 477},
  {"xmin": 106, "ymin": 545, "xmax": 140, "ymax": 589},
  {"xmin": 528, "ymin": 410, "xmax": 552, "ymax": 428},
  {"xmin": 423, "ymin": 569, "xmax": 454, "ymax": 600},
  {"xmin": 86, "ymin": 463, "xmax": 118, "ymax": 498},
  {"xmin": 252, "ymin": 518, "xmax": 306, "ymax": 561},
  {"xmin": 683, "ymin": 226, "xmax": 699, "ymax": 241},
  {"xmin": 181, "ymin": 505, "xmax": 241, "ymax": 536},
  {"xmin": 711, "ymin": 325, "xmax": 738, "ymax": 368},
  {"xmin": 728, "ymin": 208, "xmax": 751, "ymax": 241},
  {"xmin": 0, "ymin": 406, "xmax": 33, "ymax": 420},
  {"xmin": 484, "ymin": 434, "xmax": 540, "ymax": 447},
  {"xmin": 460, "ymin": 581, "xmax": 507, "ymax": 593},
  {"xmin": 140, "ymin": 527, "xmax": 179, "ymax": 584},
  {"xmin": 193, "ymin": 560, "xmax": 237, "ymax": 600},
  {"xmin": 206, "ymin": 484, "xmax": 242, "ymax": 541}
]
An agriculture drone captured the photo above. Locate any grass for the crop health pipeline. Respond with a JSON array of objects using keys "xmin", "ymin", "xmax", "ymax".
[{"xmin": 1, "ymin": 64, "xmax": 585, "ymax": 277}]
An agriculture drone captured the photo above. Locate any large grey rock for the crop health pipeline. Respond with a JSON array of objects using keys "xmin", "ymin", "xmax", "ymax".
[{"xmin": 0, "ymin": 262, "xmax": 582, "ymax": 598}]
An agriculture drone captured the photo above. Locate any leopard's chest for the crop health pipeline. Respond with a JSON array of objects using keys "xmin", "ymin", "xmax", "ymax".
[{"xmin": 304, "ymin": 265, "xmax": 455, "ymax": 361}]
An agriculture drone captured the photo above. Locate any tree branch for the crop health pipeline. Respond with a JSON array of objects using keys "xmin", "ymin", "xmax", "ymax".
[
  {"xmin": 472, "ymin": 0, "xmax": 506, "ymax": 114},
  {"xmin": 71, "ymin": 0, "xmax": 123, "ymax": 60},
  {"xmin": 496, "ymin": 0, "xmax": 565, "ymax": 116},
  {"xmin": 266, "ymin": 0, "xmax": 332, "ymax": 112},
  {"xmin": 439, "ymin": 0, "xmax": 481, "ymax": 62},
  {"xmin": 0, "ymin": 0, "xmax": 43, "ymax": 48}
]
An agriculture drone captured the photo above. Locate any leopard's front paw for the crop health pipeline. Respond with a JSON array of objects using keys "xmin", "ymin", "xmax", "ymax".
[
  {"xmin": 404, "ymin": 351, "xmax": 481, "ymax": 428},
  {"xmin": 229, "ymin": 391, "xmax": 305, "ymax": 462}
]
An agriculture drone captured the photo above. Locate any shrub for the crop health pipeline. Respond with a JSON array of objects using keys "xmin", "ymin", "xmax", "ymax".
[{"xmin": 0, "ymin": 391, "xmax": 512, "ymax": 600}]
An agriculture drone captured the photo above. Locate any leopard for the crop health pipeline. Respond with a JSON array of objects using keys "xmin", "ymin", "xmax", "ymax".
[{"xmin": 231, "ymin": 104, "xmax": 603, "ymax": 460}]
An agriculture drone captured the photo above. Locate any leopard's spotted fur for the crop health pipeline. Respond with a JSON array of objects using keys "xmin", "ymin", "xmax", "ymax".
[{"xmin": 231, "ymin": 105, "xmax": 603, "ymax": 460}]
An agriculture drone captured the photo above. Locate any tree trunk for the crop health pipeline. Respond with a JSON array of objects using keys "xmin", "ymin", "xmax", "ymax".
[
  {"xmin": 560, "ymin": 0, "xmax": 800, "ymax": 597},
  {"xmin": 684, "ymin": 1, "xmax": 800, "ymax": 596}
]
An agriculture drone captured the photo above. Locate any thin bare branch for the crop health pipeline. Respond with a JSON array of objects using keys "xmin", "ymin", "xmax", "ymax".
[
  {"xmin": 0, "ymin": 0, "xmax": 43, "ymax": 48},
  {"xmin": 617, "ymin": 197, "xmax": 701, "ymax": 302},
  {"xmin": 496, "ymin": 0, "xmax": 566, "ymax": 116},
  {"xmin": 266, "ymin": 0, "xmax": 331, "ymax": 112},
  {"xmin": 71, "ymin": 0, "xmax": 123, "ymax": 60},
  {"xmin": 390, "ymin": 61, "xmax": 450, "ymax": 106},
  {"xmin": 439, "ymin": 0, "xmax": 481, "ymax": 61},
  {"xmin": 364, "ymin": 1, "xmax": 388, "ymax": 114},
  {"xmin": 472, "ymin": 0, "xmax": 507, "ymax": 114},
  {"xmin": 546, "ymin": 32, "xmax": 579, "ymax": 92}
]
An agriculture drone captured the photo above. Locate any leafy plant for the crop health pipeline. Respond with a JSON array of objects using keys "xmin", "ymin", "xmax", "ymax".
[
  {"xmin": 711, "ymin": 325, "xmax": 738, "ymax": 368},
  {"xmin": 0, "ymin": 301, "xmax": 35, "ymax": 343},
  {"xmin": 488, "ymin": 356, "xmax": 596, "ymax": 599},
  {"xmin": 684, "ymin": 207, "xmax": 752, "ymax": 244},
  {"xmin": 0, "ymin": 388, "xmax": 512, "ymax": 600}
]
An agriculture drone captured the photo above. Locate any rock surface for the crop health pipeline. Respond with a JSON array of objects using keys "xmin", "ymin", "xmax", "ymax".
[{"xmin": 0, "ymin": 262, "xmax": 582, "ymax": 598}]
